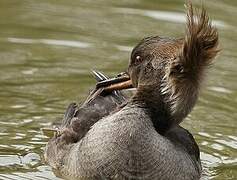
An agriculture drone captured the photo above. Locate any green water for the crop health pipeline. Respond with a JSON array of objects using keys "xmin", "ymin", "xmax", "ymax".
[{"xmin": 0, "ymin": 0, "xmax": 236, "ymax": 179}]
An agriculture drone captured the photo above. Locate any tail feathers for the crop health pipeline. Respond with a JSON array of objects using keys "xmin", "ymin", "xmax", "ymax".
[
  {"xmin": 180, "ymin": 3, "xmax": 219, "ymax": 81},
  {"xmin": 92, "ymin": 70, "xmax": 108, "ymax": 82},
  {"xmin": 91, "ymin": 70, "xmax": 126, "ymax": 103}
]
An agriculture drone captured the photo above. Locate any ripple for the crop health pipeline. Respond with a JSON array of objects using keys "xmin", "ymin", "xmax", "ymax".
[
  {"xmin": 208, "ymin": 86, "xmax": 232, "ymax": 94},
  {"xmin": 11, "ymin": 144, "xmax": 34, "ymax": 151},
  {"xmin": 201, "ymin": 152, "xmax": 221, "ymax": 166},
  {"xmin": 201, "ymin": 141, "xmax": 209, "ymax": 146},
  {"xmin": 0, "ymin": 118, "xmax": 33, "ymax": 126},
  {"xmin": 7, "ymin": 37, "xmax": 92, "ymax": 48},
  {"xmin": 0, "ymin": 169, "xmax": 61, "ymax": 179},
  {"xmin": 215, "ymin": 139, "xmax": 237, "ymax": 149},
  {"xmin": 211, "ymin": 143, "xmax": 224, "ymax": 151},
  {"xmin": 228, "ymin": 135, "xmax": 237, "ymax": 141},
  {"xmin": 222, "ymin": 158, "xmax": 237, "ymax": 164},
  {"xmin": 115, "ymin": 45, "xmax": 133, "ymax": 52},
  {"xmin": 0, "ymin": 133, "xmax": 9, "ymax": 136},
  {"xmin": 0, "ymin": 155, "xmax": 21, "ymax": 166},
  {"xmin": 0, "ymin": 145, "xmax": 9, "ymax": 148},
  {"xmin": 114, "ymin": 8, "xmax": 227, "ymax": 28},
  {"xmin": 11, "ymin": 105, "xmax": 27, "ymax": 109},
  {"xmin": 21, "ymin": 153, "xmax": 41, "ymax": 166},
  {"xmin": 22, "ymin": 68, "xmax": 38, "ymax": 75},
  {"xmin": 198, "ymin": 132, "xmax": 215, "ymax": 138},
  {"xmin": 43, "ymin": 107, "xmax": 53, "ymax": 111},
  {"xmin": 28, "ymin": 141, "xmax": 47, "ymax": 145}
]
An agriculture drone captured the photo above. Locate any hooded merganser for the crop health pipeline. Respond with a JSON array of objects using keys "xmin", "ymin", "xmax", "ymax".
[{"xmin": 44, "ymin": 3, "xmax": 219, "ymax": 179}]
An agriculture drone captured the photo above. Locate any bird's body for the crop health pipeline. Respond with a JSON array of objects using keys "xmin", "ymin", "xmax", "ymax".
[
  {"xmin": 45, "ymin": 71, "xmax": 201, "ymax": 180},
  {"xmin": 62, "ymin": 104, "xmax": 200, "ymax": 179},
  {"xmin": 44, "ymin": 3, "xmax": 219, "ymax": 180}
]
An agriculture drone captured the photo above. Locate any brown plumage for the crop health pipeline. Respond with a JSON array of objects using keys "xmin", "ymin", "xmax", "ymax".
[
  {"xmin": 44, "ymin": 2, "xmax": 219, "ymax": 180},
  {"xmin": 146, "ymin": 3, "xmax": 219, "ymax": 125},
  {"xmin": 167, "ymin": 3, "xmax": 219, "ymax": 123}
]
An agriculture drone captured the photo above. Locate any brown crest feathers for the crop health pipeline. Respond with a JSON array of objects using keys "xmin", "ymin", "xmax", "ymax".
[
  {"xmin": 180, "ymin": 3, "xmax": 219, "ymax": 80},
  {"xmin": 163, "ymin": 3, "xmax": 219, "ymax": 124}
]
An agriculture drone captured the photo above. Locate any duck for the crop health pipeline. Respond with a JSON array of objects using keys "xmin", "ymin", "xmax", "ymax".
[{"xmin": 44, "ymin": 2, "xmax": 219, "ymax": 180}]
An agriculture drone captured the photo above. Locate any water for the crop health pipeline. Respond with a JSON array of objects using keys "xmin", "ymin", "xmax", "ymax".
[{"xmin": 0, "ymin": 0, "xmax": 236, "ymax": 179}]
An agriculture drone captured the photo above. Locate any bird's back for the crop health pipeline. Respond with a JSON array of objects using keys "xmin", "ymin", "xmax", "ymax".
[
  {"xmin": 44, "ymin": 72, "xmax": 201, "ymax": 179},
  {"xmin": 59, "ymin": 104, "xmax": 201, "ymax": 180}
]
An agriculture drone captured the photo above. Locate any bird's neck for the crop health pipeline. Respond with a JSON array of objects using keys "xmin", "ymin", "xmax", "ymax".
[{"xmin": 130, "ymin": 85, "xmax": 173, "ymax": 135}]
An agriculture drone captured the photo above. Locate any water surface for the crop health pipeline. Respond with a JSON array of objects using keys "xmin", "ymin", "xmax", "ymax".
[{"xmin": 0, "ymin": 0, "xmax": 236, "ymax": 179}]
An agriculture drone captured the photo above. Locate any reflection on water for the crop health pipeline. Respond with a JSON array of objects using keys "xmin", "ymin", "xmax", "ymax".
[
  {"xmin": 114, "ymin": 7, "xmax": 227, "ymax": 27},
  {"xmin": 0, "ymin": 0, "xmax": 236, "ymax": 179},
  {"xmin": 7, "ymin": 37, "xmax": 91, "ymax": 48}
]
